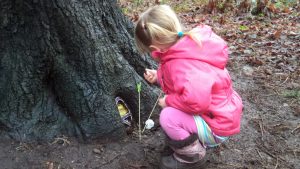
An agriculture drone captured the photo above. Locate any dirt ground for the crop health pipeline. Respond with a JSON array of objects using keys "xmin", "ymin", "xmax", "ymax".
[{"xmin": 1, "ymin": 1, "xmax": 299, "ymax": 169}]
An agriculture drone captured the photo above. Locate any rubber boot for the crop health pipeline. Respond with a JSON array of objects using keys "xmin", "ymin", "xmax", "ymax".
[
  {"xmin": 159, "ymin": 133, "xmax": 174, "ymax": 156},
  {"xmin": 159, "ymin": 133, "xmax": 207, "ymax": 169}
]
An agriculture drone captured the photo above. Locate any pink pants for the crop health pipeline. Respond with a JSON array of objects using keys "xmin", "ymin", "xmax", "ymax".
[{"xmin": 159, "ymin": 107, "xmax": 198, "ymax": 140}]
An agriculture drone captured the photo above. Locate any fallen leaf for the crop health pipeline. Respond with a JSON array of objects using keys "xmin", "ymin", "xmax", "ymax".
[
  {"xmin": 46, "ymin": 162, "xmax": 54, "ymax": 169},
  {"xmin": 264, "ymin": 69, "xmax": 272, "ymax": 75},
  {"xmin": 283, "ymin": 7, "xmax": 291, "ymax": 13},
  {"xmin": 247, "ymin": 57, "xmax": 264, "ymax": 66},
  {"xmin": 273, "ymin": 29, "xmax": 282, "ymax": 39},
  {"xmin": 219, "ymin": 15, "xmax": 225, "ymax": 24},
  {"xmin": 267, "ymin": 3, "xmax": 277, "ymax": 13}
]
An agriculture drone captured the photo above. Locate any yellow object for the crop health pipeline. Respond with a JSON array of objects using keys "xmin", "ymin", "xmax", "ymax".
[{"xmin": 117, "ymin": 103, "xmax": 128, "ymax": 117}]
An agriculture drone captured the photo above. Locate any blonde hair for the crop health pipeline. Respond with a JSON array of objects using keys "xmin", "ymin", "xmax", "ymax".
[{"xmin": 134, "ymin": 5, "xmax": 183, "ymax": 53}]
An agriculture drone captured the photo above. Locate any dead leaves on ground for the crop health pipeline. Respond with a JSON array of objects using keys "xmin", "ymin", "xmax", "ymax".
[{"xmin": 118, "ymin": 0, "xmax": 299, "ymax": 89}]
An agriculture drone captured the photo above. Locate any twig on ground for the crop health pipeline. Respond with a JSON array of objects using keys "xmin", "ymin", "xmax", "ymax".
[
  {"xmin": 290, "ymin": 99, "xmax": 298, "ymax": 105},
  {"xmin": 258, "ymin": 112, "xmax": 266, "ymax": 140},
  {"xmin": 278, "ymin": 76, "xmax": 289, "ymax": 86},
  {"xmin": 99, "ymin": 154, "xmax": 121, "ymax": 166},
  {"xmin": 224, "ymin": 163, "xmax": 243, "ymax": 168},
  {"xmin": 136, "ymin": 82, "xmax": 142, "ymax": 141},
  {"xmin": 142, "ymin": 91, "xmax": 163, "ymax": 133},
  {"xmin": 256, "ymin": 149, "xmax": 263, "ymax": 159},
  {"xmin": 128, "ymin": 163, "xmax": 147, "ymax": 169},
  {"xmin": 16, "ymin": 143, "xmax": 31, "ymax": 151},
  {"xmin": 51, "ymin": 135, "xmax": 70, "ymax": 146},
  {"xmin": 274, "ymin": 157, "xmax": 279, "ymax": 169},
  {"xmin": 293, "ymin": 149, "xmax": 300, "ymax": 157},
  {"xmin": 260, "ymin": 148, "xmax": 285, "ymax": 162},
  {"xmin": 291, "ymin": 124, "xmax": 300, "ymax": 133}
]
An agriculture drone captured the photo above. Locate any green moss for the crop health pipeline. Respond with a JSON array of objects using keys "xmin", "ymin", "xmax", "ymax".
[{"xmin": 282, "ymin": 90, "xmax": 300, "ymax": 99}]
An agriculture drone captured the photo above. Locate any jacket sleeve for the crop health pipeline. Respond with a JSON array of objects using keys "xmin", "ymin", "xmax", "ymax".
[{"xmin": 165, "ymin": 66, "xmax": 214, "ymax": 114}]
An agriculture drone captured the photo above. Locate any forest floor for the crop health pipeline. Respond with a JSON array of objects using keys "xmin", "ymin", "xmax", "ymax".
[{"xmin": 0, "ymin": 1, "xmax": 299, "ymax": 169}]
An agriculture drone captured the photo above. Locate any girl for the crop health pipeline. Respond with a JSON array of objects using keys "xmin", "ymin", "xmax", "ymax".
[{"xmin": 134, "ymin": 5, "xmax": 243, "ymax": 169}]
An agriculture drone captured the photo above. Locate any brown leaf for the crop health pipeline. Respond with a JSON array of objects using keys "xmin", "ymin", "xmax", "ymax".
[
  {"xmin": 283, "ymin": 7, "xmax": 291, "ymax": 14},
  {"xmin": 264, "ymin": 69, "xmax": 272, "ymax": 75},
  {"xmin": 219, "ymin": 15, "xmax": 226, "ymax": 24},
  {"xmin": 206, "ymin": 0, "xmax": 217, "ymax": 14},
  {"xmin": 247, "ymin": 57, "xmax": 264, "ymax": 66},
  {"xmin": 238, "ymin": 0, "xmax": 251, "ymax": 13},
  {"xmin": 273, "ymin": 29, "xmax": 282, "ymax": 40},
  {"xmin": 267, "ymin": 3, "xmax": 277, "ymax": 13},
  {"xmin": 192, "ymin": 15, "xmax": 205, "ymax": 24},
  {"xmin": 155, "ymin": 0, "xmax": 161, "ymax": 5}
]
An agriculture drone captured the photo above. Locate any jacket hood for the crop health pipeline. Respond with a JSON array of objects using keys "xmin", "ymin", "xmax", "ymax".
[{"xmin": 152, "ymin": 25, "xmax": 228, "ymax": 69}]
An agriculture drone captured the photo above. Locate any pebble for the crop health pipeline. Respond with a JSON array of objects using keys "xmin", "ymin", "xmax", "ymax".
[
  {"xmin": 93, "ymin": 148, "xmax": 101, "ymax": 154},
  {"xmin": 243, "ymin": 49, "xmax": 252, "ymax": 54},
  {"xmin": 243, "ymin": 65, "xmax": 254, "ymax": 76}
]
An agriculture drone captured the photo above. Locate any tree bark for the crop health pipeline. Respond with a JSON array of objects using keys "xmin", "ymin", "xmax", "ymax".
[{"xmin": 0, "ymin": 0, "xmax": 159, "ymax": 141}]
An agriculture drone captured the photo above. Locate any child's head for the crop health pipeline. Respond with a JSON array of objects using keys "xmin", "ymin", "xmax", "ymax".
[{"xmin": 134, "ymin": 5, "xmax": 182, "ymax": 53}]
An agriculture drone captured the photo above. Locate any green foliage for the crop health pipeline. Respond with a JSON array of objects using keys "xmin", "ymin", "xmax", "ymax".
[
  {"xmin": 121, "ymin": 7, "xmax": 129, "ymax": 15},
  {"xmin": 159, "ymin": 0, "xmax": 168, "ymax": 4},
  {"xmin": 239, "ymin": 25, "xmax": 249, "ymax": 31},
  {"xmin": 217, "ymin": 2, "xmax": 224, "ymax": 9},
  {"xmin": 133, "ymin": 0, "xmax": 144, "ymax": 6},
  {"xmin": 283, "ymin": 90, "xmax": 300, "ymax": 99},
  {"xmin": 277, "ymin": 0, "xmax": 298, "ymax": 7},
  {"xmin": 192, "ymin": 0, "xmax": 208, "ymax": 4},
  {"xmin": 172, "ymin": 0, "xmax": 207, "ymax": 12},
  {"xmin": 136, "ymin": 82, "xmax": 142, "ymax": 93},
  {"xmin": 275, "ymin": 1, "xmax": 284, "ymax": 8},
  {"xmin": 173, "ymin": 1, "xmax": 191, "ymax": 12}
]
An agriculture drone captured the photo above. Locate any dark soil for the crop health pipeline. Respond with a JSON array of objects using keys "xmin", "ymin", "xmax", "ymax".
[{"xmin": 1, "ymin": 1, "xmax": 299, "ymax": 169}]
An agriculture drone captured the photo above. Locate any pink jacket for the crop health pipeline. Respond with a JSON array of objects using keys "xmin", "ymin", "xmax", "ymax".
[{"xmin": 153, "ymin": 25, "xmax": 243, "ymax": 136}]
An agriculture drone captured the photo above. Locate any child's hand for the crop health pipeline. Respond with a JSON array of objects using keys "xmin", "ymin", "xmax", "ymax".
[
  {"xmin": 144, "ymin": 69, "xmax": 157, "ymax": 84},
  {"xmin": 159, "ymin": 95, "xmax": 167, "ymax": 108}
]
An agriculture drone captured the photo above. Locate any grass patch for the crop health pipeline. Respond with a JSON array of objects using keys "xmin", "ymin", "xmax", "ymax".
[
  {"xmin": 239, "ymin": 25, "xmax": 249, "ymax": 31},
  {"xmin": 173, "ymin": 1, "xmax": 192, "ymax": 13},
  {"xmin": 282, "ymin": 90, "xmax": 300, "ymax": 99}
]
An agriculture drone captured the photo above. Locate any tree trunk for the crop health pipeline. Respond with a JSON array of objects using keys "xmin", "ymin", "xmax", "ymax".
[{"xmin": 0, "ymin": 0, "xmax": 159, "ymax": 141}]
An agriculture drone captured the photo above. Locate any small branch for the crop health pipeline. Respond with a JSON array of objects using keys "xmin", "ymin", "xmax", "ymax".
[
  {"xmin": 291, "ymin": 124, "xmax": 300, "ymax": 133},
  {"xmin": 51, "ymin": 135, "xmax": 70, "ymax": 146},
  {"xmin": 223, "ymin": 163, "xmax": 243, "ymax": 168},
  {"xmin": 99, "ymin": 154, "xmax": 121, "ymax": 166},
  {"xmin": 138, "ymin": 91, "xmax": 141, "ymax": 141},
  {"xmin": 258, "ymin": 112, "xmax": 265, "ymax": 140},
  {"xmin": 142, "ymin": 91, "xmax": 163, "ymax": 133},
  {"xmin": 278, "ymin": 76, "xmax": 289, "ymax": 86},
  {"xmin": 274, "ymin": 157, "xmax": 279, "ymax": 169},
  {"xmin": 260, "ymin": 148, "xmax": 285, "ymax": 162},
  {"xmin": 256, "ymin": 149, "xmax": 263, "ymax": 159},
  {"xmin": 128, "ymin": 163, "xmax": 147, "ymax": 169},
  {"xmin": 137, "ymin": 82, "xmax": 142, "ymax": 141}
]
